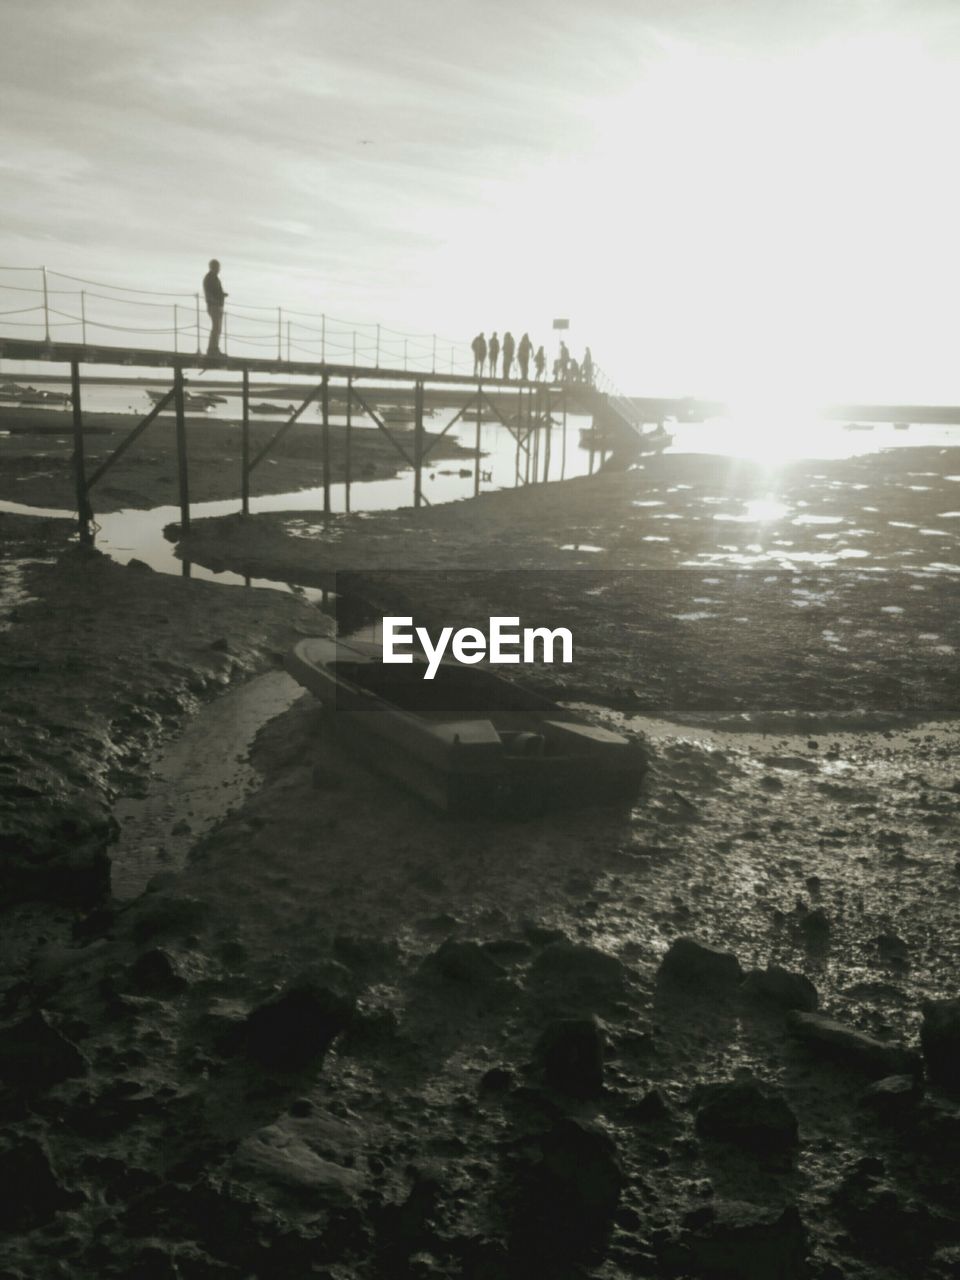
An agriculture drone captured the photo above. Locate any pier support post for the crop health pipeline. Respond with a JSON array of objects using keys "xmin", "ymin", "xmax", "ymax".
[
  {"xmin": 345, "ymin": 375, "xmax": 352, "ymax": 513},
  {"xmin": 562, "ymin": 389, "xmax": 569, "ymax": 480},
  {"xmin": 241, "ymin": 367, "xmax": 250, "ymax": 516},
  {"xmin": 543, "ymin": 388, "xmax": 552, "ymax": 482},
  {"xmin": 414, "ymin": 379, "xmax": 424, "ymax": 509},
  {"xmin": 42, "ymin": 266, "xmax": 50, "ymax": 343},
  {"xmin": 173, "ymin": 366, "xmax": 191, "ymax": 537},
  {"xmin": 321, "ymin": 372, "xmax": 331, "ymax": 520},
  {"xmin": 474, "ymin": 383, "xmax": 482, "ymax": 497},
  {"xmin": 70, "ymin": 361, "xmax": 92, "ymax": 545},
  {"xmin": 80, "ymin": 291, "xmax": 87, "ymax": 346}
]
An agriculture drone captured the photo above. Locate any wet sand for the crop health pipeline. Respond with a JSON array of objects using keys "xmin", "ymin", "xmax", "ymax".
[
  {"xmin": 2, "ymin": 444, "xmax": 960, "ymax": 1276},
  {"xmin": 178, "ymin": 446, "xmax": 960, "ymax": 724}
]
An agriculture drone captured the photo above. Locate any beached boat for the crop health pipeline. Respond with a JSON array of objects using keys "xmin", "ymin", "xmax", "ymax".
[
  {"xmin": 147, "ymin": 388, "xmax": 221, "ymax": 411},
  {"xmin": 285, "ymin": 637, "xmax": 647, "ymax": 817},
  {"xmin": 16, "ymin": 388, "xmax": 71, "ymax": 406}
]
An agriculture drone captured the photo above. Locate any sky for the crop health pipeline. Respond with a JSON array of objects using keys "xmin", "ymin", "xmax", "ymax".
[{"xmin": 3, "ymin": 0, "xmax": 960, "ymax": 400}]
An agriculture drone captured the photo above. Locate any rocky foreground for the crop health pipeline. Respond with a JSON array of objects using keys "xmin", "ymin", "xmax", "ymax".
[
  {"xmin": 2, "ymin": 445, "xmax": 960, "ymax": 1277},
  {"xmin": 2, "ymin": 671, "xmax": 960, "ymax": 1277}
]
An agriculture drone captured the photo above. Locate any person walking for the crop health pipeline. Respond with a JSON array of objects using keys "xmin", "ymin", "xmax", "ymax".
[
  {"xmin": 488, "ymin": 332, "xmax": 500, "ymax": 377},
  {"xmin": 534, "ymin": 345, "xmax": 546, "ymax": 380},
  {"xmin": 502, "ymin": 331, "xmax": 516, "ymax": 380},
  {"xmin": 517, "ymin": 332, "xmax": 532, "ymax": 381},
  {"xmin": 559, "ymin": 340, "xmax": 570, "ymax": 381},
  {"xmin": 582, "ymin": 346, "xmax": 594, "ymax": 387},
  {"xmin": 471, "ymin": 331, "xmax": 487, "ymax": 376},
  {"xmin": 203, "ymin": 259, "xmax": 227, "ymax": 357}
]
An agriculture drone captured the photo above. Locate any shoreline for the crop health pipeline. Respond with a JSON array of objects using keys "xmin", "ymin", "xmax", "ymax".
[{"xmin": 0, "ymin": 404, "xmax": 472, "ymax": 513}]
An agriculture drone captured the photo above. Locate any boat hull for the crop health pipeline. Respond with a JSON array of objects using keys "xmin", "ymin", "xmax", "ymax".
[{"xmin": 285, "ymin": 638, "xmax": 646, "ymax": 817}]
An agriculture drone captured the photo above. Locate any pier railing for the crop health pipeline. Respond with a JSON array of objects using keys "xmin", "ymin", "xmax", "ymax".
[
  {"xmin": 0, "ymin": 265, "xmax": 482, "ymax": 377},
  {"xmin": 0, "ymin": 265, "xmax": 637, "ymax": 416}
]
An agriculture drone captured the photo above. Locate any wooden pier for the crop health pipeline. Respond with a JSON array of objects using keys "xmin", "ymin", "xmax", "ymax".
[{"xmin": 0, "ymin": 336, "xmax": 617, "ymax": 546}]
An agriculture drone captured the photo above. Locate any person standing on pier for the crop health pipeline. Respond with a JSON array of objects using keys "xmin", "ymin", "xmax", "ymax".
[
  {"xmin": 471, "ymin": 331, "xmax": 487, "ymax": 376},
  {"xmin": 517, "ymin": 332, "xmax": 533, "ymax": 380},
  {"xmin": 502, "ymin": 331, "xmax": 515, "ymax": 379},
  {"xmin": 203, "ymin": 259, "xmax": 227, "ymax": 357},
  {"xmin": 559, "ymin": 340, "xmax": 570, "ymax": 381},
  {"xmin": 488, "ymin": 332, "xmax": 500, "ymax": 377},
  {"xmin": 535, "ymin": 345, "xmax": 545, "ymax": 380},
  {"xmin": 582, "ymin": 347, "xmax": 593, "ymax": 387}
]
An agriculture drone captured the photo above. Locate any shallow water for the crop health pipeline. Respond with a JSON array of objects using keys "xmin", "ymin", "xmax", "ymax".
[{"xmin": 110, "ymin": 669, "xmax": 303, "ymax": 899}]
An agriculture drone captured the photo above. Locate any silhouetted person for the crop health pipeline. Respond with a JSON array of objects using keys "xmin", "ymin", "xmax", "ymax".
[
  {"xmin": 534, "ymin": 345, "xmax": 546, "ymax": 380},
  {"xmin": 582, "ymin": 347, "xmax": 593, "ymax": 386},
  {"xmin": 502, "ymin": 331, "xmax": 515, "ymax": 379},
  {"xmin": 559, "ymin": 341, "xmax": 570, "ymax": 381},
  {"xmin": 203, "ymin": 259, "xmax": 227, "ymax": 356},
  {"xmin": 471, "ymin": 331, "xmax": 487, "ymax": 376},
  {"xmin": 569, "ymin": 357, "xmax": 580, "ymax": 383},
  {"xmin": 488, "ymin": 332, "xmax": 500, "ymax": 377},
  {"xmin": 552, "ymin": 357, "xmax": 562, "ymax": 381},
  {"xmin": 517, "ymin": 332, "xmax": 532, "ymax": 380}
]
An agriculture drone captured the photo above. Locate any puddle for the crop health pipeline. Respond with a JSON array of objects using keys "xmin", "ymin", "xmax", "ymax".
[{"xmin": 110, "ymin": 670, "xmax": 303, "ymax": 899}]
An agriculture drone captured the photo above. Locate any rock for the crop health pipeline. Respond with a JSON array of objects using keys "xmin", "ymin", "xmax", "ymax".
[
  {"xmin": 624, "ymin": 1088, "xmax": 670, "ymax": 1123},
  {"xmin": 126, "ymin": 557, "xmax": 154, "ymax": 573},
  {"xmin": 0, "ymin": 797, "xmax": 113, "ymax": 908},
  {"xmin": 741, "ymin": 965, "xmax": 818, "ymax": 1012},
  {"xmin": 920, "ymin": 997, "xmax": 960, "ymax": 1091},
  {"xmin": 125, "ymin": 948, "xmax": 188, "ymax": 998},
  {"xmin": 0, "ymin": 1137, "xmax": 76, "ymax": 1231},
  {"xmin": 232, "ymin": 1121, "xmax": 364, "ymax": 1202},
  {"xmin": 244, "ymin": 984, "xmax": 354, "ymax": 1071},
  {"xmin": 860, "ymin": 1074, "xmax": 922, "ymax": 1117},
  {"xmin": 788, "ymin": 1011, "xmax": 920, "ymax": 1078},
  {"xmin": 657, "ymin": 937, "xmax": 743, "ymax": 990},
  {"xmin": 506, "ymin": 1117, "xmax": 624, "ymax": 1267},
  {"xmin": 534, "ymin": 1017, "xmax": 605, "ymax": 1099},
  {"xmin": 661, "ymin": 1200, "xmax": 808, "ymax": 1280},
  {"xmin": 528, "ymin": 941, "xmax": 627, "ymax": 998},
  {"xmin": 479, "ymin": 1066, "xmax": 515, "ymax": 1095},
  {"xmin": 427, "ymin": 939, "xmax": 503, "ymax": 986},
  {"xmin": 878, "ymin": 932, "xmax": 909, "ymax": 964},
  {"xmin": 130, "ymin": 894, "xmax": 210, "ymax": 944},
  {"xmin": 798, "ymin": 907, "xmax": 831, "ymax": 949},
  {"xmin": 694, "ymin": 1081, "xmax": 799, "ymax": 1159},
  {"xmin": 0, "ymin": 1010, "xmax": 86, "ymax": 1092}
]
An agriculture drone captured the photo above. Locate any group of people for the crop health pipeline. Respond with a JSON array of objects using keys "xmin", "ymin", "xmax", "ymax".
[
  {"xmin": 204, "ymin": 263, "xmax": 595, "ymax": 387},
  {"xmin": 471, "ymin": 332, "xmax": 593, "ymax": 385}
]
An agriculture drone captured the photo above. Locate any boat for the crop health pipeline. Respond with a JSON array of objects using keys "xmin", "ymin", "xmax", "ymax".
[
  {"xmin": 16, "ymin": 387, "xmax": 71, "ymax": 406},
  {"xmin": 250, "ymin": 401, "xmax": 290, "ymax": 414},
  {"xmin": 285, "ymin": 637, "xmax": 647, "ymax": 817},
  {"xmin": 147, "ymin": 388, "xmax": 220, "ymax": 411}
]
